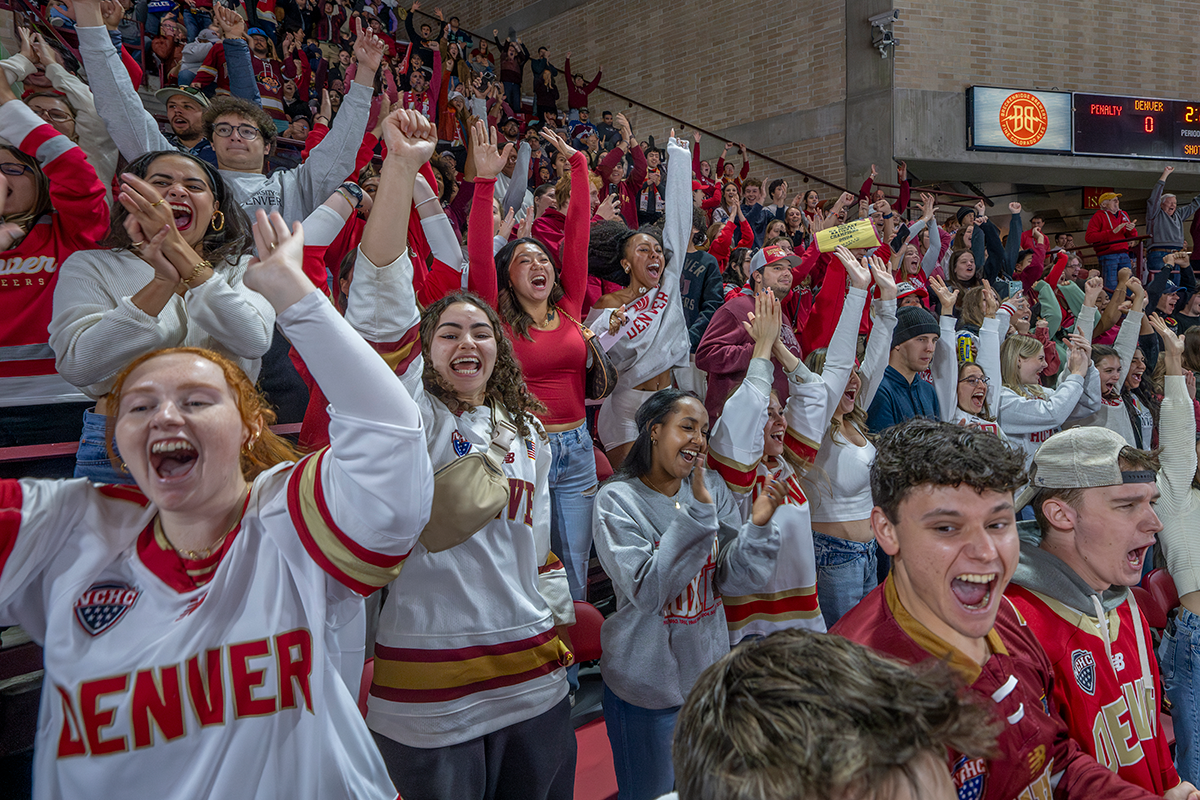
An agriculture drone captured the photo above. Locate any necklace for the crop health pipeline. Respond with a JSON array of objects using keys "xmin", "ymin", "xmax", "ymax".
[
  {"xmin": 157, "ymin": 487, "xmax": 250, "ymax": 561},
  {"xmin": 533, "ymin": 308, "xmax": 556, "ymax": 329}
]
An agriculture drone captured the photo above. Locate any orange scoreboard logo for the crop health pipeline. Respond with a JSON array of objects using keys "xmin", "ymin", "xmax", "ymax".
[{"xmin": 998, "ymin": 92, "xmax": 1049, "ymax": 147}]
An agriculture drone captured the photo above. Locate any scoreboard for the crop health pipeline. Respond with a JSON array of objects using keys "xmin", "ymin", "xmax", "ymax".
[
  {"xmin": 967, "ymin": 87, "xmax": 1200, "ymax": 161},
  {"xmin": 1074, "ymin": 93, "xmax": 1200, "ymax": 160}
]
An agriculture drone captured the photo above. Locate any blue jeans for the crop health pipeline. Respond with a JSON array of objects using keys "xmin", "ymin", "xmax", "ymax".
[
  {"xmin": 548, "ymin": 425, "xmax": 597, "ymax": 602},
  {"xmin": 813, "ymin": 532, "xmax": 878, "ymax": 629},
  {"xmin": 602, "ymin": 684, "xmax": 678, "ymax": 800},
  {"xmin": 74, "ymin": 408, "xmax": 132, "ymax": 484},
  {"xmin": 1148, "ymin": 247, "xmax": 1180, "ymax": 283},
  {"xmin": 181, "ymin": 9, "xmax": 212, "ymax": 40},
  {"xmin": 1161, "ymin": 606, "xmax": 1200, "ymax": 783},
  {"xmin": 1098, "ymin": 251, "xmax": 1131, "ymax": 292}
]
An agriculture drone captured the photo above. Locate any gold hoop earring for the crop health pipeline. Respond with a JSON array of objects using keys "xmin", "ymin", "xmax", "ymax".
[{"xmin": 210, "ymin": 210, "xmax": 225, "ymax": 232}]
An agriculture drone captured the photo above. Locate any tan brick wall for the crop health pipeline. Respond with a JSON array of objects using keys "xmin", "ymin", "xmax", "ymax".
[
  {"xmin": 412, "ymin": 0, "xmax": 847, "ymax": 187},
  {"xmin": 893, "ymin": 0, "xmax": 1200, "ymax": 97}
]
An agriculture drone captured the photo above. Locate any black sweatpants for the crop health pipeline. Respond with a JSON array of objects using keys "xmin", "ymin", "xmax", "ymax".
[{"xmin": 372, "ymin": 696, "xmax": 576, "ymax": 800}]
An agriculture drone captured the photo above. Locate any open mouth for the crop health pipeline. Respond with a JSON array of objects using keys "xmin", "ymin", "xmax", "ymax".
[
  {"xmin": 1128, "ymin": 545, "xmax": 1151, "ymax": 572},
  {"xmin": 769, "ymin": 431, "xmax": 784, "ymax": 444},
  {"xmin": 150, "ymin": 438, "xmax": 198, "ymax": 480},
  {"xmin": 645, "ymin": 263, "xmax": 662, "ymax": 284},
  {"xmin": 1129, "ymin": 372, "xmax": 1143, "ymax": 388},
  {"xmin": 679, "ymin": 447, "xmax": 701, "ymax": 464},
  {"xmin": 450, "ymin": 356, "xmax": 482, "ymax": 375},
  {"xmin": 530, "ymin": 274, "xmax": 548, "ymax": 290},
  {"xmin": 951, "ymin": 572, "xmax": 997, "ymax": 611},
  {"xmin": 971, "ymin": 389, "xmax": 986, "ymax": 409},
  {"xmin": 170, "ymin": 203, "xmax": 194, "ymax": 231}
]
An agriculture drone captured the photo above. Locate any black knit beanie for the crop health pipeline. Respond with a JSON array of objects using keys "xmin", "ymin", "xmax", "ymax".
[{"xmin": 892, "ymin": 305, "xmax": 939, "ymax": 348}]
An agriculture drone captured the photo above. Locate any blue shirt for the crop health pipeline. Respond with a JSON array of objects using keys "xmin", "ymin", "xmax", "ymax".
[{"xmin": 866, "ymin": 365, "xmax": 941, "ymax": 433}]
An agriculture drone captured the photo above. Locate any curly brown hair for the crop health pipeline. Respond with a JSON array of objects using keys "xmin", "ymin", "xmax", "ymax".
[{"xmin": 419, "ymin": 291, "xmax": 547, "ymax": 440}]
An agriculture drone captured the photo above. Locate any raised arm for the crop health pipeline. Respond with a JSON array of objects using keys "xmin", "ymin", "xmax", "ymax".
[
  {"xmin": 76, "ymin": 20, "xmax": 174, "ymax": 162},
  {"xmin": 660, "ymin": 132, "xmax": 691, "ymax": 293},
  {"xmin": 247, "ymin": 205, "xmax": 432, "ymax": 569},
  {"xmin": 541, "ymin": 128, "xmax": 589, "ymax": 313}
]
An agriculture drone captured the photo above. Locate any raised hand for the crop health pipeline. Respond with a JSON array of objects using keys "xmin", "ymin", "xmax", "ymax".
[
  {"xmin": 1083, "ymin": 275, "xmax": 1104, "ymax": 307},
  {"xmin": 692, "ymin": 131, "xmax": 700, "ymax": 145},
  {"xmin": 1150, "ymin": 313, "xmax": 1184, "ymax": 357},
  {"xmin": 595, "ymin": 194, "xmax": 619, "ymax": 221},
  {"xmin": 353, "ymin": 17, "xmax": 385, "ymax": 73},
  {"xmin": 869, "ymin": 255, "xmax": 897, "ymax": 300},
  {"xmin": 17, "ymin": 28, "xmax": 34, "ymax": 62},
  {"xmin": 920, "ymin": 191, "xmax": 936, "ymax": 222},
  {"xmin": 540, "ymin": 126, "xmax": 576, "ymax": 159},
  {"xmin": 242, "ymin": 210, "xmax": 311, "ymax": 310},
  {"xmin": 380, "ymin": 108, "xmax": 437, "ymax": 165},
  {"xmin": 214, "ymin": 3, "xmax": 246, "ymax": 39},
  {"xmin": 1008, "ymin": 201, "xmax": 1022, "ymax": 214},
  {"xmin": 896, "ymin": 160, "xmax": 907, "ymax": 181},
  {"xmin": 1065, "ymin": 332, "xmax": 1091, "ymax": 375},
  {"xmin": 741, "ymin": 290, "xmax": 783, "ymax": 347},
  {"xmin": 835, "ymin": 246, "xmax": 870, "ymax": 289},
  {"xmin": 870, "ymin": 163, "xmax": 878, "ymax": 180},
  {"xmin": 929, "ymin": 275, "xmax": 959, "ymax": 313},
  {"xmin": 750, "ymin": 474, "xmax": 786, "ymax": 526},
  {"xmin": 982, "ymin": 280, "xmax": 1000, "ymax": 317},
  {"xmin": 517, "ymin": 207, "xmax": 533, "ymax": 239},
  {"xmin": 469, "ymin": 118, "xmax": 514, "ymax": 180},
  {"xmin": 496, "ymin": 207, "xmax": 517, "ymax": 240},
  {"xmin": 100, "ymin": 0, "xmax": 123, "ymax": 28}
]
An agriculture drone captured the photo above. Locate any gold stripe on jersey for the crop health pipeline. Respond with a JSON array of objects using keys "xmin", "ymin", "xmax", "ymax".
[
  {"xmin": 293, "ymin": 451, "xmax": 407, "ymax": 591},
  {"xmin": 1023, "ymin": 588, "xmax": 1124, "ymax": 640},
  {"xmin": 378, "ymin": 340, "xmax": 417, "ymax": 372}
]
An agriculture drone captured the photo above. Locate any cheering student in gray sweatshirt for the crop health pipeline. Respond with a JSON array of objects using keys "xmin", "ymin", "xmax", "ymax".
[
  {"xmin": 1147, "ymin": 165, "xmax": 1200, "ymax": 280},
  {"xmin": 592, "ymin": 389, "xmax": 785, "ymax": 800}
]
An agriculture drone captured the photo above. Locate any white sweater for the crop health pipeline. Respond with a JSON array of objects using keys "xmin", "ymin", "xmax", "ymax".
[
  {"xmin": 1155, "ymin": 375, "xmax": 1200, "ymax": 597},
  {"xmin": 48, "ymin": 248, "xmax": 274, "ymax": 398}
]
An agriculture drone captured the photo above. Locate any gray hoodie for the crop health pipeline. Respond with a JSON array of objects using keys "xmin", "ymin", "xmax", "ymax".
[
  {"xmin": 593, "ymin": 468, "xmax": 779, "ymax": 709},
  {"xmin": 1012, "ymin": 539, "xmax": 1129, "ymax": 616}
]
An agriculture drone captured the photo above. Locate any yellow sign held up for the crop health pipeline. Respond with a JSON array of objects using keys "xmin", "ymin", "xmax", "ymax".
[{"xmin": 814, "ymin": 219, "xmax": 881, "ymax": 253}]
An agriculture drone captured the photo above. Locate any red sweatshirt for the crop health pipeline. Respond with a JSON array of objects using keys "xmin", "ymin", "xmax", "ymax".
[
  {"xmin": 1086, "ymin": 208, "xmax": 1135, "ymax": 256},
  {"xmin": 0, "ymin": 116, "xmax": 109, "ymax": 406},
  {"xmin": 597, "ymin": 144, "xmax": 647, "ymax": 230},
  {"xmin": 695, "ymin": 290, "xmax": 803, "ymax": 422},
  {"xmin": 563, "ymin": 57, "xmax": 601, "ymax": 110}
]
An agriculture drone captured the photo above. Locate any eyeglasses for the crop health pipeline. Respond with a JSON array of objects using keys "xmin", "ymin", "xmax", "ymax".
[
  {"xmin": 959, "ymin": 375, "xmax": 991, "ymax": 387},
  {"xmin": 0, "ymin": 163, "xmax": 32, "ymax": 177},
  {"xmin": 32, "ymin": 107, "xmax": 73, "ymax": 123},
  {"xmin": 212, "ymin": 123, "xmax": 263, "ymax": 141}
]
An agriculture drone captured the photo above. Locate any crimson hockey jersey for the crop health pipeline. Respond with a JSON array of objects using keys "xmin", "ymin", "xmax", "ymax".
[
  {"xmin": 833, "ymin": 577, "xmax": 1157, "ymax": 800},
  {"xmin": 1005, "ymin": 584, "xmax": 1179, "ymax": 794}
]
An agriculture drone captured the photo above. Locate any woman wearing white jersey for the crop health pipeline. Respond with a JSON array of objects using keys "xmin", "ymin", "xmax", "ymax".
[
  {"xmin": 587, "ymin": 133, "xmax": 691, "ymax": 469},
  {"xmin": 0, "ymin": 200, "xmax": 433, "ymax": 799},
  {"xmin": 997, "ymin": 284, "xmax": 1102, "ymax": 464},
  {"xmin": 346, "ymin": 111, "xmax": 576, "ymax": 800},
  {"xmin": 928, "ymin": 276, "xmax": 1009, "ymax": 440},
  {"xmin": 802, "ymin": 251, "xmax": 898, "ymax": 629},
  {"xmin": 706, "ymin": 290, "xmax": 826, "ymax": 643}
]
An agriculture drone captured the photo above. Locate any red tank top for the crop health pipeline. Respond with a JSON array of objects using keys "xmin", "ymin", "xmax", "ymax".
[{"xmin": 509, "ymin": 318, "xmax": 588, "ymax": 426}]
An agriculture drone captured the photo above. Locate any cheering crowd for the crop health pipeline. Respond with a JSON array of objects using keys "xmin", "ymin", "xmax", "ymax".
[{"xmin": 5, "ymin": 1, "xmax": 1200, "ymax": 799}]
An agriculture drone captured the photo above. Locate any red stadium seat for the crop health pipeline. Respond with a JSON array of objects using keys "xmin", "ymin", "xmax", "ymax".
[
  {"xmin": 568, "ymin": 601, "xmax": 604, "ymax": 663},
  {"xmin": 358, "ymin": 658, "xmax": 373, "ymax": 718},
  {"xmin": 1132, "ymin": 586, "xmax": 1166, "ymax": 631},
  {"xmin": 594, "ymin": 446, "xmax": 613, "ymax": 482},
  {"xmin": 1145, "ymin": 568, "xmax": 1180, "ymax": 617}
]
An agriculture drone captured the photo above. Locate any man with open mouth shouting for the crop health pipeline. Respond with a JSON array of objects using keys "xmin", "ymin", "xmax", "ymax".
[
  {"xmin": 834, "ymin": 418, "xmax": 1164, "ymax": 800},
  {"xmin": 1005, "ymin": 427, "xmax": 1199, "ymax": 799}
]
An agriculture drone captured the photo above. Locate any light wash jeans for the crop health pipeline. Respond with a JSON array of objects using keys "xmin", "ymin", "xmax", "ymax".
[
  {"xmin": 547, "ymin": 424, "xmax": 597, "ymax": 691},
  {"xmin": 602, "ymin": 684, "xmax": 678, "ymax": 800},
  {"xmin": 73, "ymin": 409, "xmax": 132, "ymax": 484},
  {"xmin": 812, "ymin": 531, "xmax": 878, "ymax": 629},
  {"xmin": 1160, "ymin": 606, "xmax": 1200, "ymax": 783}
]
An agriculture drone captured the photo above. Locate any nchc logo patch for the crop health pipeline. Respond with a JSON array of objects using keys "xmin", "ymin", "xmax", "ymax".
[
  {"xmin": 74, "ymin": 582, "xmax": 140, "ymax": 636},
  {"xmin": 952, "ymin": 754, "xmax": 987, "ymax": 800},
  {"xmin": 1072, "ymin": 648, "xmax": 1097, "ymax": 696}
]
